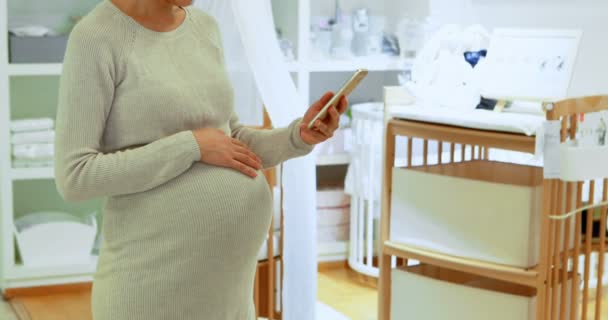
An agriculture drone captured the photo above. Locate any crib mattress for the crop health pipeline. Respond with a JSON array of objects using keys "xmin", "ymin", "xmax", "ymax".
[{"xmin": 390, "ymin": 105, "xmax": 545, "ymax": 136}]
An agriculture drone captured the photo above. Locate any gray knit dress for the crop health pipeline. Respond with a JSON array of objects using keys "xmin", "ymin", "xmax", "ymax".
[{"xmin": 54, "ymin": 2, "xmax": 313, "ymax": 319}]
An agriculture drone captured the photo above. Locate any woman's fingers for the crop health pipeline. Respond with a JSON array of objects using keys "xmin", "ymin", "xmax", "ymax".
[
  {"xmin": 326, "ymin": 106, "xmax": 340, "ymax": 131},
  {"xmin": 313, "ymin": 120, "xmax": 332, "ymax": 137},
  {"xmin": 313, "ymin": 92, "xmax": 335, "ymax": 112},
  {"xmin": 229, "ymin": 160, "xmax": 258, "ymax": 178},
  {"xmin": 232, "ymin": 139, "xmax": 262, "ymax": 163},
  {"xmin": 337, "ymin": 96, "xmax": 348, "ymax": 114},
  {"xmin": 234, "ymin": 145, "xmax": 262, "ymax": 167},
  {"xmin": 234, "ymin": 150, "xmax": 262, "ymax": 170}
]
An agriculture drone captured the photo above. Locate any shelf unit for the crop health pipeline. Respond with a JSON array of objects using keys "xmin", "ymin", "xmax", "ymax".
[
  {"xmin": 272, "ymin": 0, "xmax": 418, "ymax": 261},
  {"xmin": 0, "ymin": 0, "xmax": 102, "ymax": 291},
  {"xmin": 7, "ymin": 63, "xmax": 62, "ymax": 76}
]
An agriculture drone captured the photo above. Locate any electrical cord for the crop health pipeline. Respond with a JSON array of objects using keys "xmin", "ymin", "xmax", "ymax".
[{"xmin": 549, "ymin": 199, "xmax": 608, "ymax": 220}]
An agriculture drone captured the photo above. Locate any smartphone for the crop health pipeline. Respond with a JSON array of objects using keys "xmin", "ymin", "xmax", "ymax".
[{"xmin": 307, "ymin": 69, "xmax": 369, "ymax": 129}]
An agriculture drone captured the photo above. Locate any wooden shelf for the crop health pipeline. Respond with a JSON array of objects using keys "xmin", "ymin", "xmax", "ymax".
[
  {"xmin": 383, "ymin": 240, "xmax": 540, "ymax": 287},
  {"xmin": 11, "ymin": 167, "xmax": 54, "ymax": 181},
  {"xmin": 7, "ymin": 63, "xmax": 63, "ymax": 76}
]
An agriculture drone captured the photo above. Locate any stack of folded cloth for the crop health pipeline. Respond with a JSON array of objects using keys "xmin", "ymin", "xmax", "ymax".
[{"xmin": 10, "ymin": 118, "xmax": 55, "ymax": 168}]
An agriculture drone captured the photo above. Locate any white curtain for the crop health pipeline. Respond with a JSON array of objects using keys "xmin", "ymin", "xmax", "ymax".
[{"xmin": 193, "ymin": 1, "xmax": 317, "ymax": 319}]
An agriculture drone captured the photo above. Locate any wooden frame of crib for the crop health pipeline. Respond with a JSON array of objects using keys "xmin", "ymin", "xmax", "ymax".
[
  {"xmin": 378, "ymin": 90, "xmax": 608, "ymax": 320},
  {"xmin": 254, "ymin": 110, "xmax": 283, "ymax": 320}
]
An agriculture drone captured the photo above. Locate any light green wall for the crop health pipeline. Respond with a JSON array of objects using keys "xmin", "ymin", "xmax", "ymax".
[
  {"xmin": 12, "ymin": 180, "xmax": 103, "ymax": 221},
  {"xmin": 9, "ymin": 76, "xmax": 59, "ymax": 120}
]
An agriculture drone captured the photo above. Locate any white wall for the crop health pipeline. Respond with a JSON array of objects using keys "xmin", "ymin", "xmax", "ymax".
[{"xmin": 469, "ymin": 0, "xmax": 608, "ymax": 97}]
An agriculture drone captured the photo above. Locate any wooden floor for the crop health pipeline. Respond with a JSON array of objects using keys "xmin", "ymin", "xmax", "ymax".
[
  {"xmin": 2, "ymin": 267, "xmax": 606, "ymax": 320},
  {"xmin": 318, "ymin": 266, "xmax": 378, "ymax": 320}
]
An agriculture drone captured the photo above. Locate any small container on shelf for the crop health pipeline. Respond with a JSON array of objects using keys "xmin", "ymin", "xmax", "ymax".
[{"xmin": 14, "ymin": 211, "xmax": 97, "ymax": 267}]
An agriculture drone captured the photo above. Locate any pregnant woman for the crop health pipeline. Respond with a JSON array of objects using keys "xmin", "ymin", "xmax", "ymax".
[{"xmin": 54, "ymin": 0, "xmax": 347, "ymax": 319}]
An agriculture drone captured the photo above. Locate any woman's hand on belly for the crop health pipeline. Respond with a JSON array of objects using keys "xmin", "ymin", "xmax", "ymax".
[{"xmin": 192, "ymin": 128, "xmax": 262, "ymax": 178}]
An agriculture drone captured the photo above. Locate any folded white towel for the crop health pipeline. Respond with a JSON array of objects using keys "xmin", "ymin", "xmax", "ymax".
[
  {"xmin": 12, "ymin": 143, "xmax": 54, "ymax": 160},
  {"xmin": 11, "ymin": 130, "xmax": 55, "ymax": 144},
  {"xmin": 12, "ymin": 158, "xmax": 54, "ymax": 168},
  {"xmin": 10, "ymin": 118, "xmax": 54, "ymax": 133}
]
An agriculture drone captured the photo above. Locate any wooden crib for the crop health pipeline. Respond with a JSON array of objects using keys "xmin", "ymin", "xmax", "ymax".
[{"xmin": 378, "ymin": 89, "xmax": 608, "ymax": 320}]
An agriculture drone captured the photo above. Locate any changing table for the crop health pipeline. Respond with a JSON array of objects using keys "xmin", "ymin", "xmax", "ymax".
[{"xmin": 378, "ymin": 87, "xmax": 608, "ymax": 320}]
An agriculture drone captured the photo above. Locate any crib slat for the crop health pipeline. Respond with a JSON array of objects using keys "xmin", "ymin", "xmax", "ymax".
[
  {"xmin": 450, "ymin": 143, "xmax": 455, "ymax": 163},
  {"xmin": 551, "ymin": 180, "xmax": 565, "ymax": 320},
  {"xmin": 460, "ymin": 144, "xmax": 466, "ymax": 162},
  {"xmin": 438, "ymin": 141, "xmax": 443, "ymax": 164},
  {"xmin": 564, "ymin": 114, "xmax": 579, "ymax": 320},
  {"xmin": 582, "ymin": 180, "xmax": 596, "ymax": 320},
  {"xmin": 595, "ymin": 179, "xmax": 608, "ymax": 320},
  {"xmin": 559, "ymin": 182, "xmax": 573, "ymax": 320},
  {"xmin": 570, "ymin": 182, "xmax": 583, "ymax": 320},
  {"xmin": 407, "ymin": 137, "xmax": 413, "ymax": 167},
  {"xmin": 423, "ymin": 139, "xmax": 428, "ymax": 166},
  {"xmin": 469, "ymin": 145, "xmax": 474, "ymax": 160},
  {"xmin": 544, "ymin": 180, "xmax": 557, "ymax": 319},
  {"xmin": 558, "ymin": 117, "xmax": 571, "ymax": 320},
  {"xmin": 483, "ymin": 147, "xmax": 489, "ymax": 160}
]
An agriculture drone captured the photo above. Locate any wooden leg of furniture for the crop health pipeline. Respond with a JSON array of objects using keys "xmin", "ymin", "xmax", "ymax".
[{"xmin": 378, "ymin": 253, "xmax": 392, "ymax": 320}]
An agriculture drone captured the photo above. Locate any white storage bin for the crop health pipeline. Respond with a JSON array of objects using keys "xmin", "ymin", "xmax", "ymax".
[
  {"xmin": 317, "ymin": 207, "xmax": 350, "ymax": 227},
  {"xmin": 14, "ymin": 211, "xmax": 97, "ymax": 267},
  {"xmin": 390, "ymin": 160, "xmax": 571, "ymax": 268},
  {"xmin": 317, "ymin": 188, "xmax": 350, "ymax": 209},
  {"xmin": 391, "ymin": 265, "xmax": 577, "ymax": 320}
]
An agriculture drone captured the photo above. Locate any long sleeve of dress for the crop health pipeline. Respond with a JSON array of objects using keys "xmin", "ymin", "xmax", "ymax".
[
  {"xmin": 54, "ymin": 23, "xmax": 201, "ymax": 202},
  {"xmin": 230, "ymin": 112, "xmax": 314, "ymax": 169}
]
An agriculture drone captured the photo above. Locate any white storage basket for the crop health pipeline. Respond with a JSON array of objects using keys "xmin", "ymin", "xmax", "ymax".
[
  {"xmin": 390, "ymin": 160, "xmax": 574, "ymax": 268},
  {"xmin": 391, "ymin": 265, "xmax": 576, "ymax": 320},
  {"xmin": 14, "ymin": 211, "xmax": 97, "ymax": 267}
]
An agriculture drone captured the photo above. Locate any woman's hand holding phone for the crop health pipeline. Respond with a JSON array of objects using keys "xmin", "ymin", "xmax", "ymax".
[{"xmin": 299, "ymin": 92, "xmax": 349, "ymax": 145}]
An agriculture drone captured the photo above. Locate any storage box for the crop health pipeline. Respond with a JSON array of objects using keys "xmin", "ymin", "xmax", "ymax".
[
  {"xmin": 390, "ymin": 160, "xmax": 572, "ymax": 268},
  {"xmin": 317, "ymin": 188, "xmax": 350, "ymax": 208},
  {"xmin": 391, "ymin": 265, "xmax": 576, "ymax": 320},
  {"xmin": 9, "ymin": 35, "xmax": 69, "ymax": 63},
  {"xmin": 317, "ymin": 206, "xmax": 350, "ymax": 227},
  {"xmin": 14, "ymin": 211, "xmax": 97, "ymax": 267}
]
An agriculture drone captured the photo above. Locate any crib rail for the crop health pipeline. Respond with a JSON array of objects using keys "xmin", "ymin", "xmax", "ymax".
[{"xmin": 544, "ymin": 102, "xmax": 608, "ymax": 320}]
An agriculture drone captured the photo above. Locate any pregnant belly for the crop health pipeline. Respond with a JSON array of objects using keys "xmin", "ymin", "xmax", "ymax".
[{"xmin": 100, "ymin": 162, "xmax": 273, "ymax": 271}]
